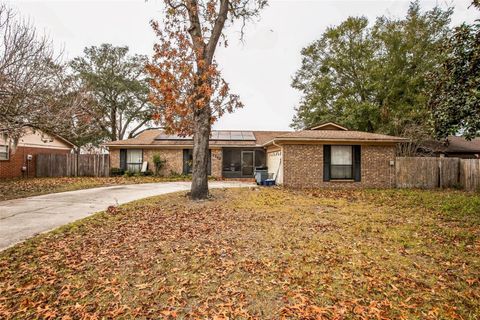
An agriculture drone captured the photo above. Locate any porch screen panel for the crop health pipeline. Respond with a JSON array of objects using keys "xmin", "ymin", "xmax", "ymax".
[
  {"xmin": 222, "ymin": 149, "xmax": 241, "ymax": 173},
  {"xmin": 330, "ymin": 145, "xmax": 353, "ymax": 179}
]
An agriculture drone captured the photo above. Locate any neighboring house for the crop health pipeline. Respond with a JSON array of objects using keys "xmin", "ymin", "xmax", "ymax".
[
  {"xmin": 419, "ymin": 136, "xmax": 480, "ymax": 159},
  {"xmin": 104, "ymin": 122, "xmax": 406, "ymax": 188},
  {"xmin": 0, "ymin": 127, "xmax": 75, "ymax": 179}
]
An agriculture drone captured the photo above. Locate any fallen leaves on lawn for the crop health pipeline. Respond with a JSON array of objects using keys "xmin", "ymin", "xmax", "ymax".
[
  {"xmin": 0, "ymin": 176, "xmax": 192, "ymax": 201},
  {"xmin": 0, "ymin": 188, "xmax": 479, "ymax": 319}
]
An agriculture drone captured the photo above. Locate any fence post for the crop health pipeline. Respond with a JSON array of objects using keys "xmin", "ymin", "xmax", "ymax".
[{"xmin": 439, "ymin": 159, "xmax": 442, "ymax": 189}]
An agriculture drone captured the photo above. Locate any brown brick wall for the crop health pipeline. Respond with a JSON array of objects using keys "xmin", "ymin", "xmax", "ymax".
[
  {"xmin": 109, "ymin": 147, "xmax": 223, "ymax": 178},
  {"xmin": 282, "ymin": 144, "xmax": 396, "ymax": 188},
  {"xmin": 360, "ymin": 145, "xmax": 396, "ymax": 188},
  {"xmin": 143, "ymin": 149, "xmax": 184, "ymax": 176},
  {"xmin": 0, "ymin": 147, "xmax": 70, "ymax": 179},
  {"xmin": 211, "ymin": 149, "xmax": 222, "ymax": 178},
  {"xmin": 110, "ymin": 149, "xmax": 120, "ymax": 169}
]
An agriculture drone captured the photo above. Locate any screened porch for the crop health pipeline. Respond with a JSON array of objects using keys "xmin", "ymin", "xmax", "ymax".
[{"xmin": 222, "ymin": 148, "xmax": 266, "ymax": 178}]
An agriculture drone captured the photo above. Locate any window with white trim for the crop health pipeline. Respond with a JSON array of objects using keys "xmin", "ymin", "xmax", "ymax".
[{"xmin": 0, "ymin": 145, "xmax": 9, "ymax": 160}]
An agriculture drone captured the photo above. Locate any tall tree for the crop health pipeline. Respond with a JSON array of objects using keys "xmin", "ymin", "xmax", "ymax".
[
  {"xmin": 291, "ymin": 17, "xmax": 377, "ymax": 132},
  {"xmin": 372, "ymin": 2, "xmax": 452, "ymax": 136},
  {"xmin": 70, "ymin": 44, "xmax": 153, "ymax": 142},
  {"xmin": 430, "ymin": 2, "xmax": 480, "ymax": 140},
  {"xmin": 51, "ymin": 74, "xmax": 104, "ymax": 148},
  {"xmin": 0, "ymin": 4, "xmax": 98, "ymax": 151},
  {"xmin": 0, "ymin": 4, "xmax": 66, "ymax": 139},
  {"xmin": 291, "ymin": 1, "xmax": 452, "ymax": 138},
  {"xmin": 147, "ymin": 0, "xmax": 267, "ymax": 200}
]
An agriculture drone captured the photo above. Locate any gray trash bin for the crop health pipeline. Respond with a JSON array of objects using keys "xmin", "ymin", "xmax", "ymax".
[{"xmin": 254, "ymin": 167, "xmax": 268, "ymax": 185}]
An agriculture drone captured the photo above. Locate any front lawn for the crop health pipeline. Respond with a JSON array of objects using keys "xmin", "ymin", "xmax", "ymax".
[
  {"xmin": 0, "ymin": 188, "xmax": 479, "ymax": 318},
  {"xmin": 0, "ymin": 176, "xmax": 193, "ymax": 201}
]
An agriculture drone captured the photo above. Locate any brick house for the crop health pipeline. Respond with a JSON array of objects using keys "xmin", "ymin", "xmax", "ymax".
[
  {"xmin": 418, "ymin": 136, "xmax": 480, "ymax": 159},
  {"xmin": 104, "ymin": 122, "xmax": 406, "ymax": 188},
  {"xmin": 0, "ymin": 128, "xmax": 75, "ymax": 179}
]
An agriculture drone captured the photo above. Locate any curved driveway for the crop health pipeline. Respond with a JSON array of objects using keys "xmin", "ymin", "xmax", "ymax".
[{"xmin": 0, "ymin": 181, "xmax": 253, "ymax": 251}]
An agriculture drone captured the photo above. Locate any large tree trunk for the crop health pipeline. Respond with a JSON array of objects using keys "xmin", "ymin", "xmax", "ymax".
[
  {"xmin": 190, "ymin": 105, "xmax": 211, "ymax": 200},
  {"xmin": 110, "ymin": 107, "xmax": 117, "ymax": 141}
]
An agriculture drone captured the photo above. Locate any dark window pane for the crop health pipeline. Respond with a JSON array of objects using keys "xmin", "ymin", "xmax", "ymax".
[{"xmin": 330, "ymin": 165, "xmax": 353, "ymax": 179}]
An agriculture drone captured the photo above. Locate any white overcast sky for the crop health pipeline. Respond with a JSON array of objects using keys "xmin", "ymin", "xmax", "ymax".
[{"xmin": 7, "ymin": 0, "xmax": 479, "ymax": 131}]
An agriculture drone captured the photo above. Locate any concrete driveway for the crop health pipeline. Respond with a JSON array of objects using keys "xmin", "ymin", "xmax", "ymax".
[{"xmin": 0, "ymin": 181, "xmax": 254, "ymax": 251}]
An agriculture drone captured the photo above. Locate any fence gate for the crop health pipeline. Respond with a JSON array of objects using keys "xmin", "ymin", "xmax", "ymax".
[
  {"xmin": 36, "ymin": 154, "xmax": 109, "ymax": 178},
  {"xmin": 460, "ymin": 159, "xmax": 480, "ymax": 191}
]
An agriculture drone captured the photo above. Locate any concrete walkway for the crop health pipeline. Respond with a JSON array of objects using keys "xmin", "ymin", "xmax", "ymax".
[{"xmin": 0, "ymin": 181, "xmax": 253, "ymax": 251}]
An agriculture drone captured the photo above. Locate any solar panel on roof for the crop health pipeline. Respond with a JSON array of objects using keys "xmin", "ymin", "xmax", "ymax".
[
  {"xmin": 241, "ymin": 131, "xmax": 256, "ymax": 140},
  {"xmin": 155, "ymin": 130, "xmax": 257, "ymax": 141},
  {"xmin": 218, "ymin": 132, "xmax": 230, "ymax": 140}
]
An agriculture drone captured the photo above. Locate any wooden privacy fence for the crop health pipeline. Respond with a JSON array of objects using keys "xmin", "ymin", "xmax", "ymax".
[
  {"xmin": 460, "ymin": 159, "xmax": 480, "ymax": 192},
  {"xmin": 36, "ymin": 154, "xmax": 110, "ymax": 178},
  {"xmin": 396, "ymin": 157, "xmax": 480, "ymax": 191}
]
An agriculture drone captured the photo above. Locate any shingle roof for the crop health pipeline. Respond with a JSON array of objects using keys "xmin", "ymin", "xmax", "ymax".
[
  {"xmin": 267, "ymin": 130, "xmax": 407, "ymax": 143},
  {"xmin": 418, "ymin": 136, "xmax": 480, "ymax": 154},
  {"xmin": 103, "ymin": 127, "xmax": 406, "ymax": 148},
  {"xmin": 446, "ymin": 136, "xmax": 480, "ymax": 153},
  {"xmin": 105, "ymin": 130, "xmax": 160, "ymax": 146},
  {"xmin": 252, "ymin": 131, "xmax": 289, "ymax": 145},
  {"xmin": 103, "ymin": 129, "xmax": 290, "ymax": 147},
  {"xmin": 310, "ymin": 122, "xmax": 348, "ymax": 131}
]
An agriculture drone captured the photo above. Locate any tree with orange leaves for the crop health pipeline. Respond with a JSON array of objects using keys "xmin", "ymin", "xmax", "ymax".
[{"xmin": 147, "ymin": 0, "xmax": 267, "ymax": 200}]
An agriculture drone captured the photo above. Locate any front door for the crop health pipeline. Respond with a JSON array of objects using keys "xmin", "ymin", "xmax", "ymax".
[{"xmin": 241, "ymin": 151, "xmax": 254, "ymax": 176}]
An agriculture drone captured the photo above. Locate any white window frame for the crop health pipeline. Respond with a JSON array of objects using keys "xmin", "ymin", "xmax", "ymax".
[{"xmin": 0, "ymin": 145, "xmax": 9, "ymax": 161}]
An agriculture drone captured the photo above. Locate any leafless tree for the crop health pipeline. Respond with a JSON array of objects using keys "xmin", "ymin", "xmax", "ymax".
[
  {"xmin": 0, "ymin": 4, "xmax": 87, "ymax": 143},
  {"xmin": 396, "ymin": 124, "xmax": 437, "ymax": 157}
]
